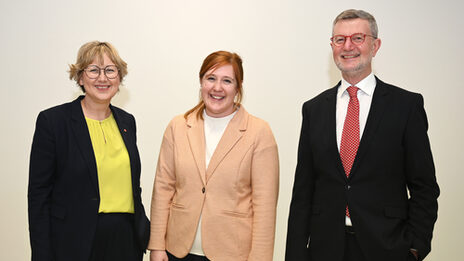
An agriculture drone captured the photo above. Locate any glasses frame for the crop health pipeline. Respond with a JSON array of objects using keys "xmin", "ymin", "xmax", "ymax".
[
  {"xmin": 83, "ymin": 65, "xmax": 120, "ymax": 80},
  {"xmin": 330, "ymin": 33, "xmax": 377, "ymax": 47}
]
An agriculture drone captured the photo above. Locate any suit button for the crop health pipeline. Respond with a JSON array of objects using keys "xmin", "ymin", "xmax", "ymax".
[
  {"xmin": 202, "ymin": 187, "xmax": 205, "ymax": 193},
  {"xmin": 91, "ymin": 197, "xmax": 98, "ymax": 201},
  {"xmin": 346, "ymin": 185, "xmax": 351, "ymax": 190}
]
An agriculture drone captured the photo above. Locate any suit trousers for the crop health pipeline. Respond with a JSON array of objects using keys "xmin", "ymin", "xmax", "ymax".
[{"xmin": 89, "ymin": 213, "xmax": 143, "ymax": 261}]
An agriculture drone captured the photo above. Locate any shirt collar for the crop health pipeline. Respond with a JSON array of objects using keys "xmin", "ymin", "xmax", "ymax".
[
  {"xmin": 338, "ymin": 73, "xmax": 376, "ymax": 98},
  {"xmin": 203, "ymin": 109, "xmax": 237, "ymax": 123}
]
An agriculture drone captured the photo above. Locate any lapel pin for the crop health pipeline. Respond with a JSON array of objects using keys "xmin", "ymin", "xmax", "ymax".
[{"xmin": 123, "ymin": 129, "xmax": 127, "ymax": 132}]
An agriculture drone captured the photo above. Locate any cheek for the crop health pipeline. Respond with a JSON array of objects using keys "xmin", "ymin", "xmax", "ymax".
[
  {"xmin": 229, "ymin": 85, "xmax": 238, "ymax": 97},
  {"xmin": 200, "ymin": 85, "xmax": 210, "ymax": 99},
  {"xmin": 330, "ymin": 44, "xmax": 337, "ymax": 54},
  {"xmin": 111, "ymin": 79, "xmax": 121, "ymax": 88},
  {"xmin": 232, "ymin": 89, "xmax": 238, "ymax": 98}
]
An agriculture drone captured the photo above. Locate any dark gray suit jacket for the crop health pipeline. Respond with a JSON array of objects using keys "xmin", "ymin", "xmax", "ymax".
[{"xmin": 286, "ymin": 77, "xmax": 439, "ymax": 261}]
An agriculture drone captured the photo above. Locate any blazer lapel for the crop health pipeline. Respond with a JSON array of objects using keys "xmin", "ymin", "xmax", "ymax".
[
  {"xmin": 111, "ymin": 105, "xmax": 139, "ymax": 190},
  {"xmin": 187, "ymin": 114, "xmax": 207, "ymax": 186},
  {"xmin": 325, "ymin": 84, "xmax": 348, "ymax": 180},
  {"xmin": 350, "ymin": 77, "xmax": 390, "ymax": 178},
  {"xmin": 70, "ymin": 96, "xmax": 99, "ymax": 193},
  {"xmin": 206, "ymin": 106, "xmax": 247, "ymax": 183}
]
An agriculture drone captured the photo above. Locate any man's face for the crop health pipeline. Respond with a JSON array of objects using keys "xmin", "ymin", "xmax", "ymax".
[{"xmin": 331, "ymin": 18, "xmax": 381, "ymax": 80}]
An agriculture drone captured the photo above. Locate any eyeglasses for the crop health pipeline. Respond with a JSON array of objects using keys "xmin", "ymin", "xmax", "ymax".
[
  {"xmin": 331, "ymin": 33, "xmax": 376, "ymax": 47},
  {"xmin": 83, "ymin": 65, "xmax": 119, "ymax": 79}
]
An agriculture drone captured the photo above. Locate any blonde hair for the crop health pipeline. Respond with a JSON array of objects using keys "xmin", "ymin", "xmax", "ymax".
[
  {"xmin": 68, "ymin": 41, "xmax": 128, "ymax": 92},
  {"xmin": 184, "ymin": 51, "xmax": 244, "ymax": 119}
]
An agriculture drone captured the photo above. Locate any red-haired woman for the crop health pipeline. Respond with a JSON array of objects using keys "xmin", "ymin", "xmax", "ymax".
[{"xmin": 148, "ymin": 51, "xmax": 279, "ymax": 261}]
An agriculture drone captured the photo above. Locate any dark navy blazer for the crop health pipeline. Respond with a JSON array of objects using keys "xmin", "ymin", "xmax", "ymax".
[{"xmin": 28, "ymin": 96, "xmax": 149, "ymax": 261}]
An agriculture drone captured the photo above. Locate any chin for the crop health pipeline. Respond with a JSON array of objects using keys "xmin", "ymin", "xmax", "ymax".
[{"xmin": 338, "ymin": 64, "xmax": 363, "ymax": 74}]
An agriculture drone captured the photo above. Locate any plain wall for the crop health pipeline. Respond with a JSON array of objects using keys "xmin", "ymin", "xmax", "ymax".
[{"xmin": 1, "ymin": 0, "xmax": 462, "ymax": 260}]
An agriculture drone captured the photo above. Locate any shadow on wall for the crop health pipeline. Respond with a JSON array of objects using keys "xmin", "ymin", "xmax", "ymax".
[{"xmin": 327, "ymin": 51, "xmax": 340, "ymax": 86}]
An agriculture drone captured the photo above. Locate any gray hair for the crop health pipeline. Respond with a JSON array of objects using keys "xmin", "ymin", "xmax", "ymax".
[{"xmin": 333, "ymin": 9, "xmax": 378, "ymax": 38}]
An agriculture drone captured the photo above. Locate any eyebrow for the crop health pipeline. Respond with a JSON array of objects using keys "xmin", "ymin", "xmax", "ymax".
[
  {"xmin": 204, "ymin": 72, "xmax": 236, "ymax": 81},
  {"xmin": 88, "ymin": 64, "xmax": 116, "ymax": 67}
]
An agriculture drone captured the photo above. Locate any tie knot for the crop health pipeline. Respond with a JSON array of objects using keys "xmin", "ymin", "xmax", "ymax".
[{"xmin": 347, "ymin": 86, "xmax": 358, "ymax": 98}]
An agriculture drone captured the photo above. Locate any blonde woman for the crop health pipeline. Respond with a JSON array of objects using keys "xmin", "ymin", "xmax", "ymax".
[{"xmin": 28, "ymin": 41, "xmax": 149, "ymax": 261}]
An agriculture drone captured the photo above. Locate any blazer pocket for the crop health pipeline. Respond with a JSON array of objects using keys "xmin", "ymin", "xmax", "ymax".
[
  {"xmin": 50, "ymin": 204, "xmax": 66, "ymax": 219},
  {"xmin": 171, "ymin": 202, "xmax": 186, "ymax": 210},
  {"xmin": 222, "ymin": 210, "xmax": 249, "ymax": 218},
  {"xmin": 384, "ymin": 206, "xmax": 407, "ymax": 219}
]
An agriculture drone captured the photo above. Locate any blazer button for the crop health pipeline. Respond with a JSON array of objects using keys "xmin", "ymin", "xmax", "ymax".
[
  {"xmin": 91, "ymin": 197, "xmax": 98, "ymax": 201},
  {"xmin": 346, "ymin": 185, "xmax": 351, "ymax": 190},
  {"xmin": 202, "ymin": 187, "xmax": 205, "ymax": 194}
]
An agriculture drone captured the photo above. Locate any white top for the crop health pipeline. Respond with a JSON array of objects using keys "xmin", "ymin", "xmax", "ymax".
[
  {"xmin": 189, "ymin": 110, "xmax": 236, "ymax": 256},
  {"xmin": 336, "ymin": 73, "xmax": 376, "ymax": 226}
]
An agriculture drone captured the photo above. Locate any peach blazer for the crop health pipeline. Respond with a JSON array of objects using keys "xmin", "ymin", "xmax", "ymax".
[{"xmin": 148, "ymin": 106, "xmax": 279, "ymax": 261}]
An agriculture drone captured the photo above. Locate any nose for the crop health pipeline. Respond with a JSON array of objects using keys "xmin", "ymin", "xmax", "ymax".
[
  {"xmin": 97, "ymin": 69, "xmax": 108, "ymax": 81},
  {"xmin": 343, "ymin": 37, "xmax": 354, "ymax": 50},
  {"xmin": 212, "ymin": 80, "xmax": 222, "ymax": 91}
]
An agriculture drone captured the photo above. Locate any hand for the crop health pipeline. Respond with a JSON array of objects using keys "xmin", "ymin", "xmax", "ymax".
[
  {"xmin": 150, "ymin": 250, "xmax": 168, "ymax": 261},
  {"xmin": 410, "ymin": 249, "xmax": 419, "ymax": 260}
]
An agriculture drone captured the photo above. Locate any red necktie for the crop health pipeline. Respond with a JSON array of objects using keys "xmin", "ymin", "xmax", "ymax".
[{"xmin": 340, "ymin": 86, "xmax": 359, "ymax": 217}]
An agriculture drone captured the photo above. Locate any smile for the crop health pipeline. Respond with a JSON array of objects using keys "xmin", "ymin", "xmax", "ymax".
[
  {"xmin": 342, "ymin": 54, "xmax": 360, "ymax": 59},
  {"xmin": 95, "ymin": 85, "xmax": 110, "ymax": 89},
  {"xmin": 210, "ymin": 94, "xmax": 224, "ymax": 100}
]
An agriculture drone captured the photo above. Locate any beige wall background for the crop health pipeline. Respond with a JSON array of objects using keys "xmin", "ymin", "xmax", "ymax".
[{"xmin": 1, "ymin": 0, "xmax": 462, "ymax": 260}]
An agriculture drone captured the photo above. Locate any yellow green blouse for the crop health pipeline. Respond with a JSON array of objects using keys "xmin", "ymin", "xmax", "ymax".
[{"xmin": 85, "ymin": 114, "xmax": 134, "ymax": 213}]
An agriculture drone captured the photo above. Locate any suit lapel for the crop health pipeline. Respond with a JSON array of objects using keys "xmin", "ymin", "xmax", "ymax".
[
  {"xmin": 350, "ymin": 77, "xmax": 390, "ymax": 178},
  {"xmin": 325, "ymin": 84, "xmax": 348, "ymax": 180},
  {"xmin": 111, "ymin": 105, "xmax": 139, "ymax": 191},
  {"xmin": 206, "ymin": 106, "xmax": 247, "ymax": 183},
  {"xmin": 70, "ymin": 96, "xmax": 99, "ymax": 193},
  {"xmin": 187, "ymin": 114, "xmax": 207, "ymax": 186}
]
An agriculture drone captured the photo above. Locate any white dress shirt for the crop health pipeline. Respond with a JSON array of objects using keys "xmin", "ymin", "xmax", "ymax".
[{"xmin": 336, "ymin": 73, "xmax": 376, "ymax": 226}]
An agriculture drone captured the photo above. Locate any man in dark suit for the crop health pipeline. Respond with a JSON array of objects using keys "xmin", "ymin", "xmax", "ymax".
[{"xmin": 286, "ymin": 9, "xmax": 439, "ymax": 261}]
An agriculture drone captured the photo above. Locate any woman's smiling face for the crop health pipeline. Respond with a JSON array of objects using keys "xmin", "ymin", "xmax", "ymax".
[
  {"xmin": 200, "ymin": 64, "xmax": 237, "ymax": 118},
  {"xmin": 79, "ymin": 53, "xmax": 120, "ymax": 105}
]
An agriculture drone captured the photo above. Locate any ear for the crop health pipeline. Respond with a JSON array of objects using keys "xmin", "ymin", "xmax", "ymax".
[{"xmin": 371, "ymin": 38, "xmax": 381, "ymax": 57}]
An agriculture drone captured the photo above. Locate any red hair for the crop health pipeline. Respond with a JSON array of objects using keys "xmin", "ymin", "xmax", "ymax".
[{"xmin": 184, "ymin": 51, "xmax": 243, "ymax": 119}]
